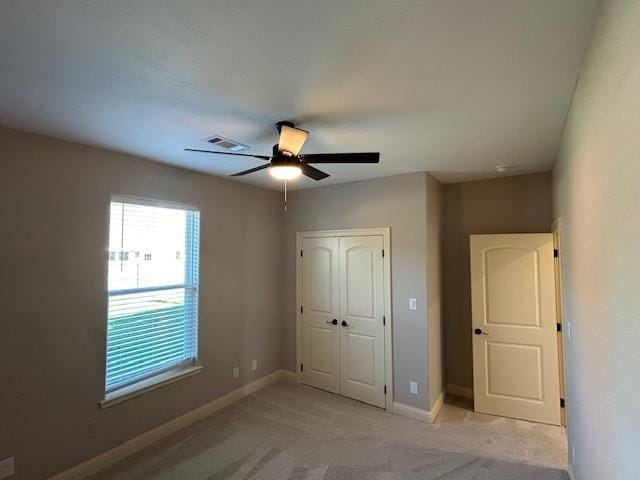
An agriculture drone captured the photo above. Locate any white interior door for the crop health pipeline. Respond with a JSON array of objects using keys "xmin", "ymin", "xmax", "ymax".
[
  {"xmin": 301, "ymin": 237, "xmax": 340, "ymax": 393},
  {"xmin": 339, "ymin": 236, "xmax": 386, "ymax": 408},
  {"xmin": 470, "ymin": 234, "xmax": 561, "ymax": 425}
]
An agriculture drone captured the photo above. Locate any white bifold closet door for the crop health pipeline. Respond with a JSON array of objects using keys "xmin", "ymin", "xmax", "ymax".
[{"xmin": 301, "ymin": 235, "xmax": 385, "ymax": 408}]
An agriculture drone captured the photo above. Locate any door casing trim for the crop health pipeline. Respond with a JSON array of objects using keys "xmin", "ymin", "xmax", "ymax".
[
  {"xmin": 552, "ymin": 217, "xmax": 568, "ymax": 429},
  {"xmin": 296, "ymin": 227, "xmax": 393, "ymax": 411}
]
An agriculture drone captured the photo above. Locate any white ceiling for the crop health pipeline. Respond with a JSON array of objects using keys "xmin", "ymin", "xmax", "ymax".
[{"xmin": 0, "ymin": 0, "xmax": 600, "ymax": 190}]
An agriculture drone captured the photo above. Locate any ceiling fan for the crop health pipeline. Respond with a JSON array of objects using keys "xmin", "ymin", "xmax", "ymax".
[{"xmin": 185, "ymin": 121, "xmax": 380, "ymax": 182}]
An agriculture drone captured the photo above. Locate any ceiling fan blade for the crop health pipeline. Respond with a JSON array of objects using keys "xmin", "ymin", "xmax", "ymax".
[
  {"xmin": 230, "ymin": 164, "xmax": 271, "ymax": 177},
  {"xmin": 300, "ymin": 152, "xmax": 380, "ymax": 164},
  {"xmin": 301, "ymin": 163, "xmax": 330, "ymax": 181},
  {"xmin": 278, "ymin": 125, "xmax": 309, "ymax": 155},
  {"xmin": 185, "ymin": 148, "xmax": 271, "ymax": 160}
]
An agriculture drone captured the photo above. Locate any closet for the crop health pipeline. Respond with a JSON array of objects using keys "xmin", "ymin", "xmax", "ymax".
[{"xmin": 297, "ymin": 230, "xmax": 390, "ymax": 408}]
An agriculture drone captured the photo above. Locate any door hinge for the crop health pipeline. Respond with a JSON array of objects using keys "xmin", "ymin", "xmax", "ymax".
[
  {"xmin": 557, "ymin": 322, "xmax": 562, "ymax": 332},
  {"xmin": 383, "ymin": 316, "xmax": 386, "ymax": 326},
  {"xmin": 300, "ymin": 363, "xmax": 304, "ymax": 372},
  {"xmin": 560, "ymin": 398, "xmax": 565, "ymax": 408},
  {"xmin": 554, "ymin": 248, "xmax": 559, "ymax": 258},
  {"xmin": 300, "ymin": 306, "xmax": 304, "ymax": 314},
  {"xmin": 300, "ymin": 249, "xmax": 303, "ymax": 257},
  {"xmin": 384, "ymin": 385, "xmax": 387, "ymax": 395},
  {"xmin": 382, "ymin": 249, "xmax": 385, "ymax": 258}
]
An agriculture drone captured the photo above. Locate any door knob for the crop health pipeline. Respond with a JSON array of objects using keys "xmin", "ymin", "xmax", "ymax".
[
  {"xmin": 341, "ymin": 320, "xmax": 348, "ymax": 327},
  {"xmin": 474, "ymin": 328, "xmax": 489, "ymax": 335},
  {"xmin": 326, "ymin": 319, "xmax": 338, "ymax": 325}
]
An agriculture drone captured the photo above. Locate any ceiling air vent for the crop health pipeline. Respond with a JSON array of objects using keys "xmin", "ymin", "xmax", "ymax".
[{"xmin": 203, "ymin": 135, "xmax": 249, "ymax": 152}]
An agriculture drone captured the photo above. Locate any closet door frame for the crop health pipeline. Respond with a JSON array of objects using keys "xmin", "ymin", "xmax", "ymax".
[{"xmin": 296, "ymin": 227, "xmax": 393, "ymax": 411}]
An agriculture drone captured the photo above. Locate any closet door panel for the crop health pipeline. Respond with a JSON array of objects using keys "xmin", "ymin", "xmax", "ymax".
[
  {"xmin": 339, "ymin": 236, "xmax": 386, "ymax": 407},
  {"xmin": 301, "ymin": 237, "xmax": 340, "ymax": 393}
]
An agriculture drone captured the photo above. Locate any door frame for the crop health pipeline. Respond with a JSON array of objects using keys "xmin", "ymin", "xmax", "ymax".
[
  {"xmin": 552, "ymin": 218, "xmax": 568, "ymax": 428},
  {"xmin": 296, "ymin": 227, "xmax": 393, "ymax": 411}
]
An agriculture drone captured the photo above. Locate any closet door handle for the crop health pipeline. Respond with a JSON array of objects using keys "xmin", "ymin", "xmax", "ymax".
[
  {"xmin": 341, "ymin": 320, "xmax": 349, "ymax": 327},
  {"xmin": 326, "ymin": 319, "xmax": 338, "ymax": 325}
]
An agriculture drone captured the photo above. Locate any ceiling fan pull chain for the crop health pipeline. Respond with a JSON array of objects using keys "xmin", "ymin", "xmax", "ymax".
[{"xmin": 284, "ymin": 179, "xmax": 288, "ymax": 212}]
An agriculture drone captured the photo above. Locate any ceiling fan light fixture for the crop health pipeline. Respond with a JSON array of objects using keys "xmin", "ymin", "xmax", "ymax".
[{"xmin": 270, "ymin": 165, "xmax": 302, "ymax": 180}]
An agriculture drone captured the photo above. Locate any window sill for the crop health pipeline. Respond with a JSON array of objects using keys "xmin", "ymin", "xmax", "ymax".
[{"xmin": 100, "ymin": 364, "xmax": 203, "ymax": 409}]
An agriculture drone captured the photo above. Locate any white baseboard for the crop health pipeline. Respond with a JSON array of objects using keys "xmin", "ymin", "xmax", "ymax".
[
  {"xmin": 429, "ymin": 391, "xmax": 445, "ymax": 421},
  {"xmin": 393, "ymin": 402, "xmax": 430, "ymax": 423},
  {"xmin": 281, "ymin": 369, "xmax": 298, "ymax": 382},
  {"xmin": 392, "ymin": 390, "xmax": 444, "ymax": 424},
  {"xmin": 49, "ymin": 369, "xmax": 287, "ymax": 480},
  {"xmin": 446, "ymin": 383, "xmax": 473, "ymax": 400}
]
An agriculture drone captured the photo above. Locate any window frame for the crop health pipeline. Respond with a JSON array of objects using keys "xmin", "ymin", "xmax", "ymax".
[{"xmin": 100, "ymin": 195, "xmax": 202, "ymax": 408}]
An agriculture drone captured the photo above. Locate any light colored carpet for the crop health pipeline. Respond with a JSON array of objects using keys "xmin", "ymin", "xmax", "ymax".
[{"xmin": 90, "ymin": 379, "xmax": 568, "ymax": 479}]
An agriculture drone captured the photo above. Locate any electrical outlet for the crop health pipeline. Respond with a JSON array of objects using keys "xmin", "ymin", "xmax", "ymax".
[
  {"xmin": 0, "ymin": 457, "xmax": 15, "ymax": 479},
  {"xmin": 251, "ymin": 359, "xmax": 257, "ymax": 371},
  {"xmin": 233, "ymin": 366, "xmax": 239, "ymax": 378},
  {"xmin": 409, "ymin": 298, "xmax": 417, "ymax": 311},
  {"xmin": 410, "ymin": 381, "xmax": 419, "ymax": 395}
]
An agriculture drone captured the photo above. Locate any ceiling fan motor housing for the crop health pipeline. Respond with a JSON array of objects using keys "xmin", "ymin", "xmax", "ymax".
[
  {"xmin": 271, "ymin": 144, "xmax": 299, "ymax": 165},
  {"xmin": 270, "ymin": 154, "xmax": 300, "ymax": 168}
]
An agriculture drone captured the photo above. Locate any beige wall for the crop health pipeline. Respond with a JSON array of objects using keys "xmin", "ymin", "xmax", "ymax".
[
  {"xmin": 426, "ymin": 175, "xmax": 444, "ymax": 408},
  {"xmin": 283, "ymin": 173, "xmax": 434, "ymax": 410},
  {"xmin": 0, "ymin": 127, "xmax": 284, "ymax": 480},
  {"xmin": 552, "ymin": 0, "xmax": 640, "ymax": 477},
  {"xmin": 442, "ymin": 173, "xmax": 553, "ymax": 389}
]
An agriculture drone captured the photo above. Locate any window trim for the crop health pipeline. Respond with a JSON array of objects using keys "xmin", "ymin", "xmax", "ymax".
[
  {"xmin": 111, "ymin": 194, "xmax": 200, "ymax": 212},
  {"xmin": 100, "ymin": 364, "xmax": 203, "ymax": 409},
  {"xmin": 101, "ymin": 194, "xmax": 201, "ymax": 408}
]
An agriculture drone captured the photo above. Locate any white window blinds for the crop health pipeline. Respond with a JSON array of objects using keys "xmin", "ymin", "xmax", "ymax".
[{"xmin": 105, "ymin": 197, "xmax": 200, "ymax": 393}]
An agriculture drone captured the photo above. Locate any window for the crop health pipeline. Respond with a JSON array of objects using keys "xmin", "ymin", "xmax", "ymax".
[
  {"xmin": 109, "ymin": 251, "xmax": 130, "ymax": 261},
  {"xmin": 104, "ymin": 196, "xmax": 200, "ymax": 401}
]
